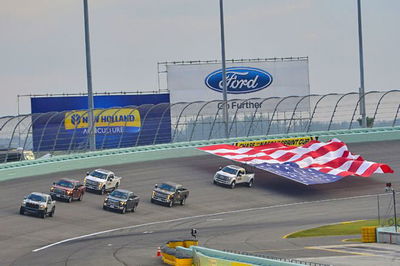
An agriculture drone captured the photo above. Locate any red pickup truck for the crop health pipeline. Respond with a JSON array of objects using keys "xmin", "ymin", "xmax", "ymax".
[{"xmin": 50, "ymin": 178, "xmax": 85, "ymax": 202}]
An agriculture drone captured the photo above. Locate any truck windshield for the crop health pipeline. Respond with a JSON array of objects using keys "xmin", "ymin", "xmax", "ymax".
[
  {"xmin": 27, "ymin": 194, "xmax": 46, "ymax": 202},
  {"xmin": 222, "ymin": 167, "xmax": 238, "ymax": 175},
  {"xmin": 158, "ymin": 183, "xmax": 176, "ymax": 192},
  {"xmin": 90, "ymin": 171, "xmax": 107, "ymax": 180},
  {"xmin": 110, "ymin": 190, "xmax": 128, "ymax": 199},
  {"xmin": 56, "ymin": 180, "xmax": 74, "ymax": 188}
]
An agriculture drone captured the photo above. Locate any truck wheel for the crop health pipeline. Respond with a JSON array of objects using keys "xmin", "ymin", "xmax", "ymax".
[
  {"xmin": 213, "ymin": 180, "xmax": 217, "ymax": 185},
  {"xmin": 121, "ymin": 207, "xmax": 126, "ymax": 214},
  {"xmin": 151, "ymin": 198, "xmax": 155, "ymax": 204},
  {"xmin": 19, "ymin": 207, "xmax": 25, "ymax": 215},
  {"xmin": 132, "ymin": 204, "xmax": 137, "ymax": 212},
  {"xmin": 78, "ymin": 194, "xmax": 83, "ymax": 201},
  {"xmin": 115, "ymin": 183, "xmax": 119, "ymax": 189},
  {"xmin": 168, "ymin": 201, "xmax": 173, "ymax": 208},
  {"xmin": 40, "ymin": 209, "xmax": 46, "ymax": 219},
  {"xmin": 247, "ymin": 179, "xmax": 254, "ymax": 187},
  {"xmin": 180, "ymin": 197, "xmax": 186, "ymax": 206},
  {"xmin": 49, "ymin": 207, "xmax": 55, "ymax": 217},
  {"xmin": 67, "ymin": 196, "xmax": 72, "ymax": 203},
  {"xmin": 230, "ymin": 181, "xmax": 236, "ymax": 189},
  {"xmin": 100, "ymin": 186, "xmax": 106, "ymax": 195},
  {"xmin": 103, "ymin": 205, "xmax": 107, "ymax": 210}
]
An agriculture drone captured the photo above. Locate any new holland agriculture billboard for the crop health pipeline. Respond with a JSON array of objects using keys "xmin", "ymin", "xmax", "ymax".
[{"xmin": 30, "ymin": 94, "xmax": 170, "ymax": 151}]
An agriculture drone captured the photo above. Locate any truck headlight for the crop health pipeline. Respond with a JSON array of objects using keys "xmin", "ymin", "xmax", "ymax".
[
  {"xmin": 39, "ymin": 203, "xmax": 46, "ymax": 209},
  {"xmin": 152, "ymin": 191, "xmax": 155, "ymax": 197},
  {"xmin": 167, "ymin": 194, "xmax": 172, "ymax": 200},
  {"xmin": 83, "ymin": 178, "xmax": 87, "ymax": 184},
  {"xmin": 50, "ymin": 187, "xmax": 54, "ymax": 192},
  {"xmin": 98, "ymin": 183, "xmax": 103, "ymax": 188},
  {"xmin": 120, "ymin": 201, "xmax": 126, "ymax": 206},
  {"xmin": 21, "ymin": 200, "xmax": 26, "ymax": 206}
]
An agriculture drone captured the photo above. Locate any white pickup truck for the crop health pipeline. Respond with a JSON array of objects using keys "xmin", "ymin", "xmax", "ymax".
[
  {"xmin": 84, "ymin": 169, "xmax": 121, "ymax": 194},
  {"xmin": 213, "ymin": 165, "xmax": 255, "ymax": 189}
]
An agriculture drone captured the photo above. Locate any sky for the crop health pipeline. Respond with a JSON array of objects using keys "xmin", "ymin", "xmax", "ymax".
[{"xmin": 1, "ymin": 0, "xmax": 399, "ymax": 116}]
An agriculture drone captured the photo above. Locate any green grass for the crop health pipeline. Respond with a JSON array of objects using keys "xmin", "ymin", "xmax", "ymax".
[{"xmin": 285, "ymin": 220, "xmax": 379, "ymax": 238}]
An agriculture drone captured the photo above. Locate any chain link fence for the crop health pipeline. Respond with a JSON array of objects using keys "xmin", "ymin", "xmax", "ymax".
[
  {"xmin": 0, "ymin": 90, "xmax": 399, "ymax": 162},
  {"xmin": 377, "ymin": 192, "xmax": 400, "ymax": 228}
]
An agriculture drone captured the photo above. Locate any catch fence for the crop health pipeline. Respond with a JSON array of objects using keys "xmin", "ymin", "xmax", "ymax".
[{"xmin": 0, "ymin": 90, "xmax": 399, "ymax": 162}]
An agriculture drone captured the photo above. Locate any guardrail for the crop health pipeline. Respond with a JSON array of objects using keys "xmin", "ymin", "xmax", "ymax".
[
  {"xmin": 0, "ymin": 126, "xmax": 399, "ymax": 182},
  {"xmin": 189, "ymin": 246, "xmax": 331, "ymax": 266}
]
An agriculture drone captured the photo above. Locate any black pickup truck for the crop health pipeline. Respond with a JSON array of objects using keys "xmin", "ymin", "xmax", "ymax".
[
  {"xmin": 103, "ymin": 189, "xmax": 140, "ymax": 214},
  {"xmin": 151, "ymin": 182, "xmax": 189, "ymax": 207}
]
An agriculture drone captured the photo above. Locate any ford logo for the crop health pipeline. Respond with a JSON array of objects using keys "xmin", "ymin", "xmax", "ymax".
[{"xmin": 205, "ymin": 67, "xmax": 273, "ymax": 94}]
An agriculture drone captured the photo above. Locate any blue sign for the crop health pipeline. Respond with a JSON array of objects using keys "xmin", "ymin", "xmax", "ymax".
[
  {"xmin": 205, "ymin": 67, "xmax": 273, "ymax": 94},
  {"xmin": 31, "ymin": 94, "xmax": 171, "ymax": 151}
]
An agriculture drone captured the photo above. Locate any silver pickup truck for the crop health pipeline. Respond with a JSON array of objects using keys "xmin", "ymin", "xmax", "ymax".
[
  {"xmin": 213, "ymin": 165, "xmax": 255, "ymax": 189},
  {"xmin": 84, "ymin": 169, "xmax": 121, "ymax": 195}
]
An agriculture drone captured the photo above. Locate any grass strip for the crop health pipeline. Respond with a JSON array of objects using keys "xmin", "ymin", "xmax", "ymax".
[{"xmin": 285, "ymin": 219, "xmax": 379, "ymax": 238}]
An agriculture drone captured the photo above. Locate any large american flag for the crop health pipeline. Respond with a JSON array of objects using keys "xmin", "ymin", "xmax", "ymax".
[{"xmin": 197, "ymin": 138, "xmax": 394, "ymax": 185}]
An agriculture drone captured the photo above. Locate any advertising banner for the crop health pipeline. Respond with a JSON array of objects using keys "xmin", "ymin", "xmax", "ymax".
[
  {"xmin": 31, "ymin": 94, "xmax": 170, "ymax": 151},
  {"xmin": 233, "ymin": 136, "xmax": 317, "ymax": 147},
  {"xmin": 166, "ymin": 58, "xmax": 310, "ymax": 114}
]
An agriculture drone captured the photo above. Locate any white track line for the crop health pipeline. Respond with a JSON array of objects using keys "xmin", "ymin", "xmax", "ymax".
[{"xmin": 32, "ymin": 193, "xmax": 382, "ymax": 252}]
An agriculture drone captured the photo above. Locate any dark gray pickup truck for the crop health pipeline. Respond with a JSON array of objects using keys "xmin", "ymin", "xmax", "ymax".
[
  {"xmin": 151, "ymin": 182, "xmax": 189, "ymax": 207},
  {"xmin": 103, "ymin": 189, "xmax": 140, "ymax": 214}
]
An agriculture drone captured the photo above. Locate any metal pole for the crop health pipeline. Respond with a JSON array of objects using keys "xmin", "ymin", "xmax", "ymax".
[
  {"xmin": 219, "ymin": 0, "xmax": 229, "ymax": 138},
  {"xmin": 357, "ymin": 0, "xmax": 367, "ymax": 128},
  {"xmin": 83, "ymin": 0, "xmax": 96, "ymax": 150},
  {"xmin": 377, "ymin": 195, "xmax": 380, "ymax": 226},
  {"xmin": 393, "ymin": 190, "xmax": 398, "ymax": 232}
]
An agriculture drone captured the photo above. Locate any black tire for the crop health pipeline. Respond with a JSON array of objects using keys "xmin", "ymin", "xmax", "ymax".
[
  {"xmin": 40, "ymin": 209, "xmax": 46, "ymax": 219},
  {"xmin": 67, "ymin": 196, "xmax": 72, "ymax": 203},
  {"xmin": 49, "ymin": 207, "xmax": 55, "ymax": 217},
  {"xmin": 168, "ymin": 200, "xmax": 173, "ymax": 208},
  {"xmin": 78, "ymin": 193, "xmax": 83, "ymax": 201},
  {"xmin": 132, "ymin": 204, "xmax": 137, "ymax": 212},
  {"xmin": 180, "ymin": 197, "xmax": 186, "ymax": 206},
  {"xmin": 103, "ymin": 205, "xmax": 107, "ymax": 210},
  {"xmin": 247, "ymin": 179, "xmax": 254, "ymax": 188},
  {"xmin": 213, "ymin": 180, "xmax": 217, "ymax": 185},
  {"xmin": 120, "ymin": 207, "xmax": 126, "ymax": 214},
  {"xmin": 100, "ymin": 186, "xmax": 106, "ymax": 195},
  {"xmin": 19, "ymin": 207, "xmax": 25, "ymax": 215},
  {"xmin": 230, "ymin": 181, "xmax": 236, "ymax": 189},
  {"xmin": 151, "ymin": 198, "xmax": 155, "ymax": 204}
]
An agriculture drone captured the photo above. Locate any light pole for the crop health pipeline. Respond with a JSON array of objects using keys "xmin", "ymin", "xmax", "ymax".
[
  {"xmin": 386, "ymin": 183, "xmax": 397, "ymax": 232},
  {"xmin": 356, "ymin": 0, "xmax": 367, "ymax": 128},
  {"xmin": 219, "ymin": 0, "xmax": 229, "ymax": 139},
  {"xmin": 83, "ymin": 0, "xmax": 96, "ymax": 150}
]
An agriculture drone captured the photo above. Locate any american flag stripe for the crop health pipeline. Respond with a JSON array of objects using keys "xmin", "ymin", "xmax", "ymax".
[{"xmin": 197, "ymin": 138, "xmax": 393, "ymax": 183}]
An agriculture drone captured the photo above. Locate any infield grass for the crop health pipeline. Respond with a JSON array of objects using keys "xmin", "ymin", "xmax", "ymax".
[{"xmin": 285, "ymin": 219, "xmax": 379, "ymax": 238}]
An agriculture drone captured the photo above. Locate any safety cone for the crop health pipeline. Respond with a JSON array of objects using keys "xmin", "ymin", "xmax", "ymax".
[{"xmin": 156, "ymin": 247, "xmax": 161, "ymax": 257}]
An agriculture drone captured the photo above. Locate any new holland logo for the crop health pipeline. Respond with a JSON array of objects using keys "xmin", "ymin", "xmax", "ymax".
[
  {"xmin": 205, "ymin": 67, "xmax": 273, "ymax": 94},
  {"xmin": 64, "ymin": 108, "xmax": 141, "ymax": 130},
  {"xmin": 71, "ymin": 114, "xmax": 81, "ymax": 126}
]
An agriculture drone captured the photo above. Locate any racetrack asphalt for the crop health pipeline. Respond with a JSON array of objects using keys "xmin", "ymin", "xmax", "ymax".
[{"xmin": 0, "ymin": 140, "xmax": 399, "ymax": 266}]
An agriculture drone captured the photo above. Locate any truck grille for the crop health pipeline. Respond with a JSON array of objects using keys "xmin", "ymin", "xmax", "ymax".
[
  {"xmin": 54, "ymin": 188, "xmax": 65, "ymax": 195},
  {"xmin": 26, "ymin": 202, "xmax": 39, "ymax": 209},
  {"xmin": 155, "ymin": 192, "xmax": 168, "ymax": 199},
  {"xmin": 86, "ymin": 180, "xmax": 99, "ymax": 187}
]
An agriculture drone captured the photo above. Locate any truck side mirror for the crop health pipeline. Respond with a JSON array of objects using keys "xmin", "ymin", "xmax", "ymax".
[
  {"xmin": 154, "ymin": 184, "xmax": 158, "ymax": 188},
  {"xmin": 86, "ymin": 172, "xmax": 89, "ymax": 176},
  {"xmin": 53, "ymin": 182, "xmax": 55, "ymax": 185},
  {"xmin": 219, "ymin": 166, "xmax": 222, "ymax": 170}
]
